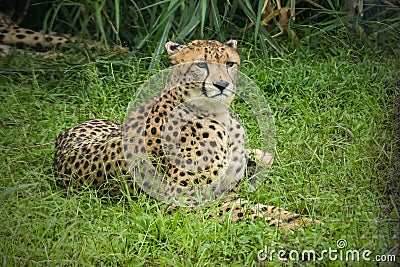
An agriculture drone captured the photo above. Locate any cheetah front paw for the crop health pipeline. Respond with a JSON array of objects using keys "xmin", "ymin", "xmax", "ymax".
[{"xmin": 246, "ymin": 149, "xmax": 273, "ymax": 166}]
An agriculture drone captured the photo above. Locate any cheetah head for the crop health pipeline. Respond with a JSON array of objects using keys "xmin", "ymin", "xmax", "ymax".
[{"xmin": 164, "ymin": 40, "xmax": 241, "ymax": 110}]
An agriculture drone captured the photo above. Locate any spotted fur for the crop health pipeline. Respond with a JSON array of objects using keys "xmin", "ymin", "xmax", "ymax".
[{"xmin": 0, "ymin": 12, "xmax": 74, "ymax": 50}]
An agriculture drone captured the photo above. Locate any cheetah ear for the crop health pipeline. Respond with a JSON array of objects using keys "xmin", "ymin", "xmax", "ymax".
[
  {"xmin": 165, "ymin": 41, "xmax": 182, "ymax": 55},
  {"xmin": 225, "ymin": 40, "xmax": 237, "ymax": 49}
]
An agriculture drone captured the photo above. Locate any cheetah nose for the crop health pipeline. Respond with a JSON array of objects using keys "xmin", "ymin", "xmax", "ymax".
[{"xmin": 213, "ymin": 80, "xmax": 229, "ymax": 91}]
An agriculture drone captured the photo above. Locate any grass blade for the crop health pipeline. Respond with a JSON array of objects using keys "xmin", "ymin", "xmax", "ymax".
[
  {"xmin": 95, "ymin": 2, "xmax": 108, "ymax": 49},
  {"xmin": 200, "ymin": 0, "xmax": 208, "ymax": 39},
  {"xmin": 115, "ymin": 0, "xmax": 120, "ymax": 44},
  {"xmin": 254, "ymin": 0, "xmax": 264, "ymax": 44},
  {"xmin": 210, "ymin": 0, "xmax": 223, "ymax": 40}
]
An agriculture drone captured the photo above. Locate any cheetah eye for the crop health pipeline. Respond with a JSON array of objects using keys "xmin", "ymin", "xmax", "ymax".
[
  {"xmin": 226, "ymin": 62, "xmax": 236, "ymax": 68},
  {"xmin": 196, "ymin": 61, "xmax": 208, "ymax": 69}
]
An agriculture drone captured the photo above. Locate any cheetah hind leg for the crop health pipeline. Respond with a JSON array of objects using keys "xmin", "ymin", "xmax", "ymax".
[
  {"xmin": 216, "ymin": 198, "xmax": 322, "ymax": 230},
  {"xmin": 166, "ymin": 197, "xmax": 321, "ymax": 230}
]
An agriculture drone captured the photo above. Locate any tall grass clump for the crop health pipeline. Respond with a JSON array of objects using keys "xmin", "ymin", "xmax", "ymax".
[{"xmin": 4, "ymin": 0, "xmax": 398, "ymax": 68}]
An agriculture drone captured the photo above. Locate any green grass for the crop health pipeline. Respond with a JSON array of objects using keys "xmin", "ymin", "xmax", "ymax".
[{"xmin": 0, "ymin": 41, "xmax": 399, "ymax": 266}]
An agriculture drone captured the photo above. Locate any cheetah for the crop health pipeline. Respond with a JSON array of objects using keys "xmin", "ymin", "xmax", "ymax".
[{"xmin": 54, "ymin": 40, "xmax": 319, "ymax": 229}]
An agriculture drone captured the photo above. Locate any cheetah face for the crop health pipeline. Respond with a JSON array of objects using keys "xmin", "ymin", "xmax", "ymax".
[
  {"xmin": 193, "ymin": 60, "xmax": 238, "ymax": 104},
  {"xmin": 165, "ymin": 40, "xmax": 241, "ymax": 109}
]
